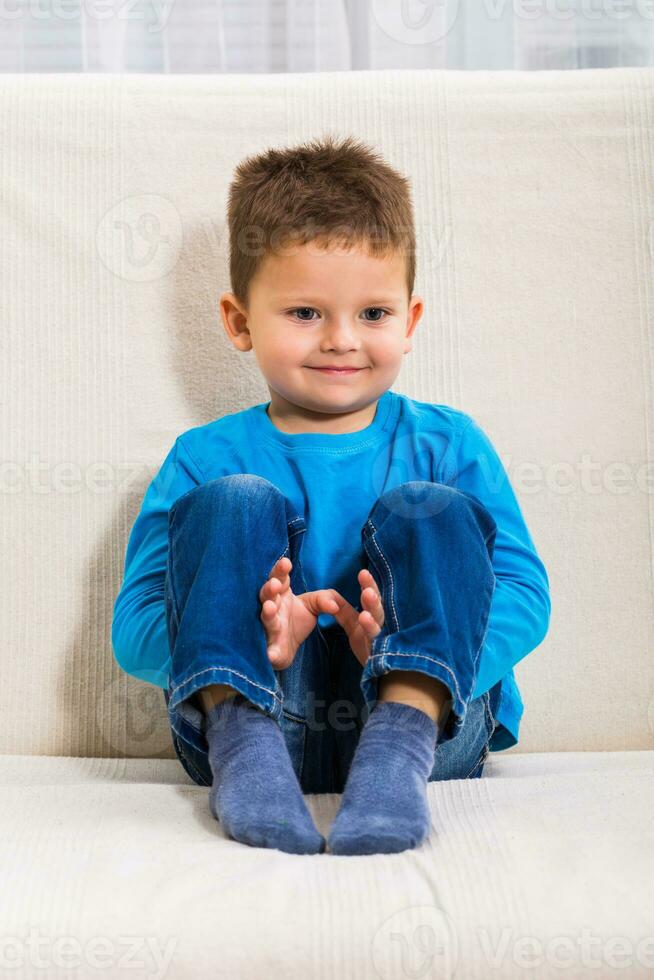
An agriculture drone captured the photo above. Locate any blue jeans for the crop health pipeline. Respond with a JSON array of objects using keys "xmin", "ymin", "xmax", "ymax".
[{"xmin": 163, "ymin": 474, "xmax": 502, "ymax": 794}]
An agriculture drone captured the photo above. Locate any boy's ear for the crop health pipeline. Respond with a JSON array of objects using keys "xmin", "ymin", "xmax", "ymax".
[
  {"xmin": 403, "ymin": 294, "xmax": 424, "ymax": 354},
  {"xmin": 220, "ymin": 292, "xmax": 252, "ymax": 352}
]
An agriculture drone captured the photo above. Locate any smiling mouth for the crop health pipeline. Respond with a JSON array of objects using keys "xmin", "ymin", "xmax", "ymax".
[{"xmin": 307, "ymin": 367, "xmax": 365, "ymax": 374}]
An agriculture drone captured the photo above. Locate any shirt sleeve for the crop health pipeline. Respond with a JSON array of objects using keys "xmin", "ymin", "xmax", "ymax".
[
  {"xmin": 111, "ymin": 436, "xmax": 205, "ymax": 689},
  {"xmin": 450, "ymin": 414, "xmax": 552, "ymax": 699}
]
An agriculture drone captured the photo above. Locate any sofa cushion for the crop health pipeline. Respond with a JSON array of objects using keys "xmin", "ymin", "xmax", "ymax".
[{"xmin": 0, "ymin": 751, "xmax": 652, "ymax": 979}]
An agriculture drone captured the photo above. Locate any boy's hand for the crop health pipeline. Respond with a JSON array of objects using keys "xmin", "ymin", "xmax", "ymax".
[
  {"xmin": 330, "ymin": 568, "xmax": 385, "ymax": 669},
  {"xmin": 259, "ymin": 556, "xmax": 343, "ymax": 670}
]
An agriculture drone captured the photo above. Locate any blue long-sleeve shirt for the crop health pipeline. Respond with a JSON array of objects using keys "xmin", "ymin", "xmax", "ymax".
[{"xmin": 112, "ymin": 389, "xmax": 551, "ymax": 752}]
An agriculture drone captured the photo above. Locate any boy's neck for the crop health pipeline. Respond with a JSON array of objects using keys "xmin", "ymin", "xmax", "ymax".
[{"xmin": 266, "ymin": 396, "xmax": 379, "ymax": 436}]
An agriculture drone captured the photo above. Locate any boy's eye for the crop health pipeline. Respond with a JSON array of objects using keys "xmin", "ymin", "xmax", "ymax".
[
  {"xmin": 363, "ymin": 308, "xmax": 389, "ymax": 322},
  {"xmin": 287, "ymin": 307, "xmax": 390, "ymax": 323},
  {"xmin": 291, "ymin": 308, "xmax": 317, "ymax": 322}
]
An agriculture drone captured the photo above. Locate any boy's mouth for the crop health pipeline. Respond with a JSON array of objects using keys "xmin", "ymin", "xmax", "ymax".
[{"xmin": 307, "ymin": 367, "xmax": 364, "ymax": 375}]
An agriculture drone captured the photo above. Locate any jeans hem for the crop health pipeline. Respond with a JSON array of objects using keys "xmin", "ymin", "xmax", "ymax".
[
  {"xmin": 172, "ymin": 731, "xmax": 212, "ymax": 786},
  {"xmin": 360, "ymin": 643, "xmax": 471, "ymax": 744},
  {"xmin": 362, "ymin": 644, "xmax": 468, "ymax": 713},
  {"xmin": 169, "ymin": 665, "xmax": 284, "ymax": 722}
]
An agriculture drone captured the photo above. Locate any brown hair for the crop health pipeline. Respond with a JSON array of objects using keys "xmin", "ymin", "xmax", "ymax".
[{"xmin": 226, "ymin": 133, "xmax": 416, "ymax": 308}]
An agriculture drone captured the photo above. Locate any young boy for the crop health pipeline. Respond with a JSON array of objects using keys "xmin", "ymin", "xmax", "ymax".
[{"xmin": 112, "ymin": 134, "xmax": 551, "ymax": 857}]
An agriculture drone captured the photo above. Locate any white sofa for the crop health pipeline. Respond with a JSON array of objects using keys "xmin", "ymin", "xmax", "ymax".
[{"xmin": 1, "ymin": 67, "xmax": 653, "ymax": 979}]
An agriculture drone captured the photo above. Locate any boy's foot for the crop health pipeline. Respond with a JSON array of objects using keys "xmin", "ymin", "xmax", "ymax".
[
  {"xmin": 205, "ymin": 694, "xmax": 325, "ymax": 855},
  {"xmin": 327, "ymin": 700, "xmax": 440, "ymax": 856}
]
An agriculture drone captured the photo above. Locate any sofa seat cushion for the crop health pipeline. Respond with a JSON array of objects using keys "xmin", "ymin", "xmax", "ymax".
[{"xmin": 0, "ymin": 751, "xmax": 652, "ymax": 979}]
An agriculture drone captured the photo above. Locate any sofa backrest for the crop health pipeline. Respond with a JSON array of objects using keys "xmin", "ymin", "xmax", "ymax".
[{"xmin": 2, "ymin": 68, "xmax": 653, "ymax": 759}]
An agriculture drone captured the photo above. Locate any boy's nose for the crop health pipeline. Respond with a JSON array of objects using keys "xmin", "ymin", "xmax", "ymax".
[{"xmin": 320, "ymin": 321, "xmax": 362, "ymax": 346}]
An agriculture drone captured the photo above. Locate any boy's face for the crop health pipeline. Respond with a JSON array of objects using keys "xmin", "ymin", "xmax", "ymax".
[{"xmin": 220, "ymin": 241, "xmax": 423, "ymax": 433}]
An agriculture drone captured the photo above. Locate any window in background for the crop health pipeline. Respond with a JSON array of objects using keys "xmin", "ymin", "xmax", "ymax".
[
  {"xmin": 0, "ymin": 0, "xmax": 652, "ymax": 73},
  {"xmin": 513, "ymin": 5, "xmax": 653, "ymax": 68}
]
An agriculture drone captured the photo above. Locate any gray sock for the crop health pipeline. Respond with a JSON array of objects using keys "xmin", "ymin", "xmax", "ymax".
[
  {"xmin": 205, "ymin": 694, "xmax": 325, "ymax": 855},
  {"xmin": 328, "ymin": 700, "xmax": 441, "ymax": 856}
]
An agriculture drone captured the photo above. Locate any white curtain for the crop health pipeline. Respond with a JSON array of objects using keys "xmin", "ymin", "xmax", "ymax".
[{"xmin": 1, "ymin": 0, "xmax": 652, "ymax": 73}]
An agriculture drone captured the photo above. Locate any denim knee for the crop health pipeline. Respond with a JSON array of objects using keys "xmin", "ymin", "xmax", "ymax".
[
  {"xmin": 368, "ymin": 480, "xmax": 496, "ymax": 541},
  {"xmin": 169, "ymin": 473, "xmax": 284, "ymax": 526}
]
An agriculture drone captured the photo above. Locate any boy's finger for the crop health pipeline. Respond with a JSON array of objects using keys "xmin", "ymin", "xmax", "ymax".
[
  {"xmin": 261, "ymin": 557, "xmax": 290, "ymax": 589},
  {"xmin": 259, "ymin": 577, "xmax": 279, "ymax": 603},
  {"xmin": 359, "ymin": 609, "xmax": 381, "ymax": 634},
  {"xmin": 260, "ymin": 598, "xmax": 279, "ymax": 621},
  {"xmin": 361, "ymin": 585, "xmax": 384, "ymax": 626},
  {"xmin": 329, "ymin": 593, "xmax": 360, "ymax": 636},
  {"xmin": 271, "ymin": 558, "xmax": 292, "ymax": 590},
  {"xmin": 300, "ymin": 588, "xmax": 341, "ymax": 618},
  {"xmin": 359, "ymin": 570, "xmax": 384, "ymax": 623},
  {"xmin": 358, "ymin": 568, "xmax": 381, "ymax": 596},
  {"xmin": 259, "ymin": 562, "xmax": 291, "ymax": 603},
  {"xmin": 268, "ymin": 645, "xmax": 288, "ymax": 668}
]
